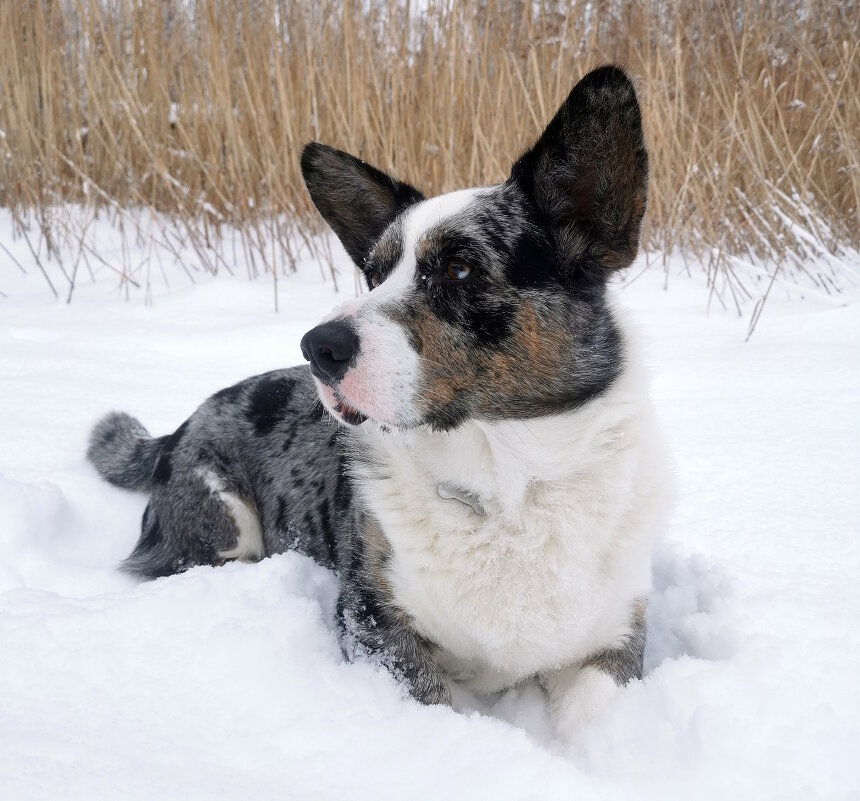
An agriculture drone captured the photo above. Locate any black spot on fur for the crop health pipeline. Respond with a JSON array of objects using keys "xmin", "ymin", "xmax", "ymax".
[
  {"xmin": 427, "ymin": 282, "xmax": 514, "ymax": 347},
  {"xmin": 465, "ymin": 299, "xmax": 515, "ymax": 346},
  {"xmin": 318, "ymin": 499, "xmax": 336, "ymax": 564},
  {"xmin": 282, "ymin": 419, "xmax": 300, "ymax": 451},
  {"xmin": 137, "ymin": 511, "xmax": 162, "ymax": 552},
  {"xmin": 152, "ymin": 420, "xmax": 189, "ymax": 485},
  {"xmin": 276, "ymin": 496, "xmax": 289, "ymax": 530},
  {"xmin": 334, "ymin": 456, "xmax": 352, "ymax": 513},
  {"xmin": 247, "ymin": 375, "xmax": 297, "ymax": 436},
  {"xmin": 302, "ymin": 511, "xmax": 320, "ymax": 556},
  {"xmin": 306, "ymin": 402, "xmax": 325, "ymax": 423},
  {"xmin": 151, "ymin": 455, "xmax": 172, "ymax": 485},
  {"xmin": 507, "ymin": 209, "xmax": 559, "ymax": 289}
]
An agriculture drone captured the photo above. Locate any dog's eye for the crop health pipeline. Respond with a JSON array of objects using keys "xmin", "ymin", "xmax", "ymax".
[
  {"xmin": 444, "ymin": 260, "xmax": 472, "ymax": 281},
  {"xmin": 369, "ymin": 271, "xmax": 381, "ymax": 288}
]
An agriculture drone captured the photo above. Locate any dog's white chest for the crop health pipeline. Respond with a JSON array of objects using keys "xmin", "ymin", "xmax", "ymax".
[
  {"xmin": 390, "ymin": 480, "xmax": 616, "ymax": 688},
  {"xmin": 355, "ymin": 390, "xmax": 666, "ymax": 691}
]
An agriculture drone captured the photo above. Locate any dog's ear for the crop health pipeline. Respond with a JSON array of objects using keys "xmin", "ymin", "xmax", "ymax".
[
  {"xmin": 301, "ymin": 143, "xmax": 424, "ymax": 268},
  {"xmin": 510, "ymin": 66, "xmax": 648, "ymax": 284}
]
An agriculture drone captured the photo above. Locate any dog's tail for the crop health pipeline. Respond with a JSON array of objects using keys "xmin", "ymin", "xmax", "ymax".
[{"xmin": 87, "ymin": 412, "xmax": 167, "ymax": 492}]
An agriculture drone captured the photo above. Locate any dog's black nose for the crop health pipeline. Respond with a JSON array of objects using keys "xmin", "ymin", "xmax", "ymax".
[{"xmin": 300, "ymin": 321, "xmax": 359, "ymax": 384}]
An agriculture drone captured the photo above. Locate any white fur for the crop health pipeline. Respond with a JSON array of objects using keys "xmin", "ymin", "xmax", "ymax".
[
  {"xmin": 368, "ymin": 187, "xmax": 489, "ymax": 308},
  {"xmin": 543, "ymin": 664, "xmax": 621, "ymax": 744},
  {"xmin": 201, "ymin": 471, "xmax": 265, "ymax": 562},
  {"xmin": 330, "ymin": 188, "xmax": 489, "ymax": 427},
  {"xmin": 349, "ymin": 318, "xmax": 670, "ymax": 734},
  {"xmin": 337, "ymin": 316, "xmax": 420, "ymax": 426}
]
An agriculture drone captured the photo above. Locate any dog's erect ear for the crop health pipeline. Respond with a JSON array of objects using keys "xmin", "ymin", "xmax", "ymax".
[
  {"xmin": 301, "ymin": 143, "xmax": 424, "ymax": 268},
  {"xmin": 510, "ymin": 66, "xmax": 648, "ymax": 283}
]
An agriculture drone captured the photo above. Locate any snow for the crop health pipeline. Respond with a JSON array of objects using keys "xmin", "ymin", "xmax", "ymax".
[{"xmin": 1, "ymin": 211, "xmax": 859, "ymax": 800}]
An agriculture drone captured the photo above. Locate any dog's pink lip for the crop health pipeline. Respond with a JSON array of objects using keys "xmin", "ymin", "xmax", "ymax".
[
  {"xmin": 315, "ymin": 378, "xmax": 368, "ymax": 427},
  {"xmin": 332, "ymin": 393, "xmax": 367, "ymax": 426}
]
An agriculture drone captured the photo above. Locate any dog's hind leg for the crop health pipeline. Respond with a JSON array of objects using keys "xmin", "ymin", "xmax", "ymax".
[
  {"xmin": 123, "ymin": 469, "xmax": 264, "ymax": 579},
  {"xmin": 199, "ymin": 470, "xmax": 265, "ymax": 563}
]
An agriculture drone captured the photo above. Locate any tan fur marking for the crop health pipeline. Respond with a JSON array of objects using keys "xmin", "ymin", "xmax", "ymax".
[
  {"xmin": 396, "ymin": 305, "xmax": 479, "ymax": 408},
  {"xmin": 392, "ymin": 297, "xmax": 578, "ymax": 420},
  {"xmin": 479, "ymin": 301, "xmax": 567, "ymax": 410},
  {"xmin": 414, "ymin": 229, "xmax": 447, "ymax": 261}
]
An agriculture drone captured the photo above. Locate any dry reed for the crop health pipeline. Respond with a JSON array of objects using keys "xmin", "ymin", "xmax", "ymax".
[{"xmin": 0, "ymin": 0, "xmax": 857, "ymax": 326}]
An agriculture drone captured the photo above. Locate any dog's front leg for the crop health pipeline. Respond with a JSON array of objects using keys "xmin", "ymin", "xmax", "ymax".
[
  {"xmin": 543, "ymin": 599, "xmax": 647, "ymax": 744},
  {"xmin": 337, "ymin": 578, "xmax": 451, "ymax": 707}
]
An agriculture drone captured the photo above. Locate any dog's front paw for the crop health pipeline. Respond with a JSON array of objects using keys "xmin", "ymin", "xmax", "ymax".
[{"xmin": 543, "ymin": 664, "xmax": 620, "ymax": 746}]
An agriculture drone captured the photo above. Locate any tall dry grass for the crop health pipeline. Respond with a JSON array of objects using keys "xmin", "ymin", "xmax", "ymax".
[{"xmin": 0, "ymin": 0, "xmax": 857, "ymax": 323}]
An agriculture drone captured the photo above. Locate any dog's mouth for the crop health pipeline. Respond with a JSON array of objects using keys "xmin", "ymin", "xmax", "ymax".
[
  {"xmin": 314, "ymin": 379, "xmax": 368, "ymax": 427},
  {"xmin": 332, "ymin": 396, "xmax": 367, "ymax": 427},
  {"xmin": 311, "ymin": 372, "xmax": 421, "ymax": 431}
]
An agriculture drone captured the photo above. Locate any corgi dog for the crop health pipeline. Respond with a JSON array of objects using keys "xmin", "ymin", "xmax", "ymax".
[{"xmin": 88, "ymin": 65, "xmax": 669, "ymax": 743}]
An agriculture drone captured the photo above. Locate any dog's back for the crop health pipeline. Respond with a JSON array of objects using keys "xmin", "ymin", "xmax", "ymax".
[{"xmin": 88, "ymin": 367, "xmax": 351, "ymax": 578}]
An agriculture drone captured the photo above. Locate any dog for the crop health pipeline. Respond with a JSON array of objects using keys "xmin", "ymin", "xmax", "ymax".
[{"xmin": 87, "ymin": 65, "xmax": 669, "ymax": 742}]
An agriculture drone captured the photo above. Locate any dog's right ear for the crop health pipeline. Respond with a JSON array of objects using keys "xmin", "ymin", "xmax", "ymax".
[
  {"xmin": 510, "ymin": 66, "xmax": 648, "ymax": 285},
  {"xmin": 301, "ymin": 143, "xmax": 424, "ymax": 268}
]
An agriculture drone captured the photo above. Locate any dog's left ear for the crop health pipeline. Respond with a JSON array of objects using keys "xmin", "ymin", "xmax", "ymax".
[
  {"xmin": 510, "ymin": 65, "xmax": 648, "ymax": 283},
  {"xmin": 301, "ymin": 143, "xmax": 424, "ymax": 268}
]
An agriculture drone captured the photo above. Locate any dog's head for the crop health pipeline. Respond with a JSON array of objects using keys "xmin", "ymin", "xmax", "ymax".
[{"xmin": 300, "ymin": 66, "xmax": 648, "ymax": 431}]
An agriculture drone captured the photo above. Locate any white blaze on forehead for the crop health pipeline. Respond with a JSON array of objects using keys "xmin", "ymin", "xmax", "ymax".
[
  {"xmin": 403, "ymin": 186, "xmax": 491, "ymax": 253},
  {"xmin": 365, "ymin": 187, "xmax": 490, "ymax": 307}
]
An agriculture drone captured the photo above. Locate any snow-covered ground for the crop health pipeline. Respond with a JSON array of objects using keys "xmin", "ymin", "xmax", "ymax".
[{"xmin": 1, "ymin": 213, "xmax": 859, "ymax": 800}]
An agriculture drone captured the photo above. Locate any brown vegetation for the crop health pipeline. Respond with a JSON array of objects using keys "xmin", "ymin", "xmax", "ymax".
[{"xmin": 0, "ymin": 0, "xmax": 857, "ymax": 317}]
